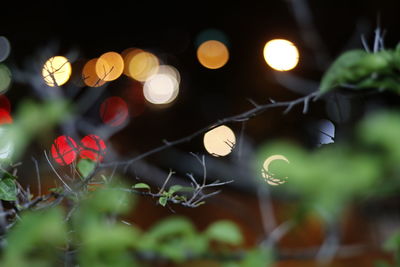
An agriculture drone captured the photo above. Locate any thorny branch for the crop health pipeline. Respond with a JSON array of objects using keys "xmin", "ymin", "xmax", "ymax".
[{"xmin": 100, "ymin": 91, "xmax": 319, "ymax": 170}]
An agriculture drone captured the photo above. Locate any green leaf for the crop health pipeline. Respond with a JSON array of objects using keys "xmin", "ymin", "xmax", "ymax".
[
  {"xmin": 319, "ymin": 49, "xmax": 391, "ymax": 93},
  {"xmin": 168, "ymin": 185, "xmax": 194, "ymax": 194},
  {"xmin": 159, "ymin": 196, "xmax": 168, "ymax": 206},
  {"xmin": 133, "ymin": 183, "xmax": 151, "ymax": 190},
  {"xmin": 205, "ymin": 220, "xmax": 243, "ymax": 245},
  {"xmin": 1, "ymin": 208, "xmax": 66, "ymax": 267},
  {"xmin": 240, "ymin": 248, "xmax": 272, "ymax": 267},
  {"xmin": 0, "ymin": 177, "xmax": 17, "ymax": 201},
  {"xmin": 77, "ymin": 158, "xmax": 96, "ymax": 179}
]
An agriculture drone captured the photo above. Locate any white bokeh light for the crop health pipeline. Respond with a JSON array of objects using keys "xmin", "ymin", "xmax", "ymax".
[{"xmin": 263, "ymin": 39, "xmax": 299, "ymax": 71}]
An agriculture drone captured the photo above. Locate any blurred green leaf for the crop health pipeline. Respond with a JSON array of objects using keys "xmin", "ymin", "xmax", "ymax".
[
  {"xmin": 133, "ymin": 183, "xmax": 151, "ymax": 190},
  {"xmin": 240, "ymin": 247, "xmax": 272, "ymax": 267},
  {"xmin": 320, "ymin": 49, "xmax": 391, "ymax": 93},
  {"xmin": 138, "ymin": 216, "xmax": 207, "ymax": 262},
  {"xmin": 159, "ymin": 196, "xmax": 168, "ymax": 206},
  {"xmin": 205, "ymin": 220, "xmax": 243, "ymax": 246},
  {"xmin": 0, "ymin": 176, "xmax": 17, "ymax": 201},
  {"xmin": 77, "ymin": 158, "xmax": 96, "ymax": 179},
  {"xmin": 1, "ymin": 208, "xmax": 66, "ymax": 267}
]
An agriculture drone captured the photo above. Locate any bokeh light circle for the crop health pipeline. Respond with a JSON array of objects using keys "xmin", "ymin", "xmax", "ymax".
[
  {"xmin": 143, "ymin": 65, "xmax": 180, "ymax": 105},
  {"xmin": 100, "ymin": 96, "xmax": 129, "ymax": 127},
  {"xmin": 261, "ymin": 154, "xmax": 290, "ymax": 186},
  {"xmin": 82, "ymin": 59, "xmax": 107, "ymax": 87},
  {"xmin": 79, "ymin": 135, "xmax": 106, "ymax": 162},
  {"xmin": 128, "ymin": 51, "xmax": 159, "ymax": 82},
  {"xmin": 122, "ymin": 48, "xmax": 143, "ymax": 76},
  {"xmin": 263, "ymin": 39, "xmax": 299, "ymax": 71},
  {"xmin": 203, "ymin": 125, "xmax": 236, "ymax": 157},
  {"xmin": 0, "ymin": 36, "xmax": 11, "ymax": 62},
  {"xmin": 51, "ymin": 135, "xmax": 78, "ymax": 166},
  {"xmin": 95, "ymin": 52, "xmax": 124, "ymax": 81},
  {"xmin": 42, "ymin": 56, "xmax": 72, "ymax": 87},
  {"xmin": 197, "ymin": 40, "xmax": 229, "ymax": 69}
]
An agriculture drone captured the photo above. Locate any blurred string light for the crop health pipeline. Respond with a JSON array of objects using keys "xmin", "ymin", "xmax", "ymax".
[
  {"xmin": 82, "ymin": 58, "xmax": 106, "ymax": 87},
  {"xmin": 0, "ymin": 36, "xmax": 11, "ymax": 62},
  {"xmin": 95, "ymin": 51, "xmax": 124, "ymax": 81},
  {"xmin": 203, "ymin": 125, "xmax": 236, "ymax": 157},
  {"xmin": 121, "ymin": 48, "xmax": 143, "ymax": 76},
  {"xmin": 143, "ymin": 65, "xmax": 180, "ymax": 105},
  {"xmin": 79, "ymin": 134, "xmax": 106, "ymax": 162},
  {"xmin": 42, "ymin": 56, "xmax": 72, "ymax": 87},
  {"xmin": 100, "ymin": 96, "xmax": 129, "ymax": 127},
  {"xmin": 263, "ymin": 39, "xmax": 299, "ymax": 71},
  {"xmin": 197, "ymin": 40, "xmax": 229, "ymax": 69},
  {"xmin": 0, "ymin": 64, "xmax": 11, "ymax": 93},
  {"xmin": 126, "ymin": 50, "xmax": 159, "ymax": 82},
  {"xmin": 51, "ymin": 135, "xmax": 79, "ymax": 166},
  {"xmin": 261, "ymin": 154, "xmax": 289, "ymax": 186}
]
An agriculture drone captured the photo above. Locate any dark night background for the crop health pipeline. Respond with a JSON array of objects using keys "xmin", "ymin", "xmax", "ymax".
[{"xmin": 1, "ymin": 1, "xmax": 400, "ymax": 265}]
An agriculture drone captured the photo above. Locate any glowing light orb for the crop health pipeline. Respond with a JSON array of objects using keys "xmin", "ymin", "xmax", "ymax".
[
  {"xmin": 203, "ymin": 125, "xmax": 236, "ymax": 157},
  {"xmin": 82, "ymin": 59, "xmax": 106, "ymax": 87},
  {"xmin": 143, "ymin": 65, "xmax": 180, "ymax": 105},
  {"xmin": 42, "ymin": 56, "xmax": 72, "ymax": 87},
  {"xmin": 51, "ymin": 135, "xmax": 78, "ymax": 166},
  {"xmin": 0, "ymin": 36, "xmax": 11, "ymax": 62},
  {"xmin": 263, "ymin": 39, "xmax": 299, "ymax": 71},
  {"xmin": 0, "ymin": 64, "xmax": 11, "ymax": 93},
  {"xmin": 100, "ymin": 96, "xmax": 129, "ymax": 127},
  {"xmin": 121, "ymin": 48, "xmax": 143, "ymax": 76},
  {"xmin": 127, "ymin": 51, "xmax": 159, "ymax": 82},
  {"xmin": 96, "ymin": 52, "xmax": 124, "ymax": 81},
  {"xmin": 79, "ymin": 135, "xmax": 106, "ymax": 162},
  {"xmin": 261, "ymin": 155, "xmax": 290, "ymax": 186},
  {"xmin": 197, "ymin": 40, "xmax": 229, "ymax": 69}
]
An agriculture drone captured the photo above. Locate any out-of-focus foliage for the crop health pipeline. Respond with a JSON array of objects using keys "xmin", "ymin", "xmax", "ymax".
[
  {"xmin": 256, "ymin": 110, "xmax": 400, "ymax": 222},
  {"xmin": 0, "ymin": 170, "xmax": 17, "ymax": 201},
  {"xmin": 0, "ymin": 99, "xmax": 70, "ymax": 162},
  {"xmin": 0, "ymin": 183, "xmax": 255, "ymax": 266},
  {"xmin": 319, "ymin": 47, "xmax": 400, "ymax": 93},
  {"xmin": 1, "ymin": 208, "xmax": 67, "ymax": 267},
  {"xmin": 72, "ymin": 186, "xmax": 139, "ymax": 267}
]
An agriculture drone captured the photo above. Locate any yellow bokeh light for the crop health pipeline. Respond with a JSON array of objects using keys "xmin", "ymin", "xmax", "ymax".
[
  {"xmin": 127, "ymin": 51, "xmax": 159, "ymax": 82},
  {"xmin": 42, "ymin": 56, "xmax": 72, "ymax": 87},
  {"xmin": 121, "ymin": 48, "xmax": 143, "ymax": 76},
  {"xmin": 261, "ymin": 154, "xmax": 290, "ymax": 186},
  {"xmin": 203, "ymin": 125, "xmax": 236, "ymax": 157},
  {"xmin": 95, "ymin": 51, "xmax": 124, "ymax": 81},
  {"xmin": 263, "ymin": 39, "xmax": 299, "ymax": 71},
  {"xmin": 197, "ymin": 40, "xmax": 229, "ymax": 69},
  {"xmin": 82, "ymin": 59, "xmax": 106, "ymax": 87}
]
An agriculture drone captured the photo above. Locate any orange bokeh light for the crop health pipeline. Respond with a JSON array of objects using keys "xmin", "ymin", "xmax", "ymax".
[
  {"xmin": 95, "ymin": 52, "xmax": 124, "ymax": 81},
  {"xmin": 82, "ymin": 59, "xmax": 107, "ymax": 87},
  {"xmin": 197, "ymin": 40, "xmax": 229, "ymax": 69}
]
